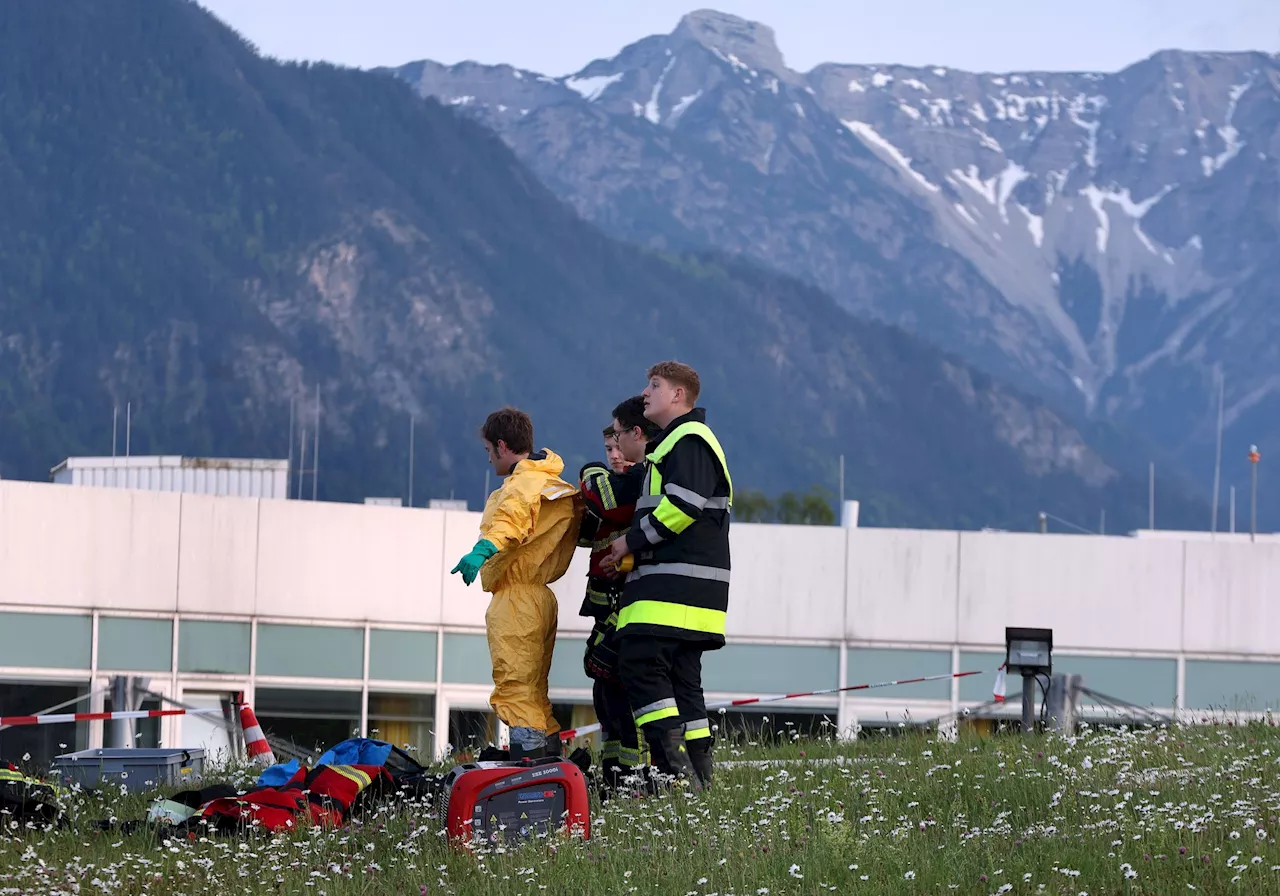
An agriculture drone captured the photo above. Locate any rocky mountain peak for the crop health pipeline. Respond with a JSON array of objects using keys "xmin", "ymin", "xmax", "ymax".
[
  {"xmin": 394, "ymin": 25, "xmax": 1279, "ymax": 525},
  {"xmin": 671, "ymin": 9, "xmax": 793, "ymax": 81}
]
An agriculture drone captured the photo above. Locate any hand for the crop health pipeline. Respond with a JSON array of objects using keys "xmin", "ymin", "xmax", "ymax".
[
  {"xmin": 451, "ymin": 539, "xmax": 498, "ymax": 586},
  {"xmin": 601, "ymin": 536, "xmax": 630, "ymax": 572}
]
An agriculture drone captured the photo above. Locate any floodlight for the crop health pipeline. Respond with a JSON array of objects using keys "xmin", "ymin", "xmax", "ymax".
[
  {"xmin": 1005, "ymin": 627, "xmax": 1053, "ymax": 677},
  {"xmin": 1005, "ymin": 627, "xmax": 1053, "ymax": 733}
]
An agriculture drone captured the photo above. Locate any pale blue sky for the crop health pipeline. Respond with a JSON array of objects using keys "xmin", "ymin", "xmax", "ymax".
[{"xmin": 197, "ymin": 0, "xmax": 1277, "ymax": 76}]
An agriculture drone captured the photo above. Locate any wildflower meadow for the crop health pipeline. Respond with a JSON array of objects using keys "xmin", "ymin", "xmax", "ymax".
[{"xmin": 4, "ymin": 719, "xmax": 1280, "ymax": 895}]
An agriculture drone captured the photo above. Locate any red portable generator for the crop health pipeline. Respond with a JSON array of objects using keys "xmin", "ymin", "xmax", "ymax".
[{"xmin": 439, "ymin": 757, "xmax": 590, "ymax": 848}]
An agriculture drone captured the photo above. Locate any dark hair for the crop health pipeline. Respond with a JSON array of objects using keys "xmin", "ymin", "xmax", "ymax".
[
  {"xmin": 647, "ymin": 361, "xmax": 700, "ymax": 405},
  {"xmin": 481, "ymin": 406, "xmax": 533, "ymax": 455},
  {"xmin": 612, "ymin": 395, "xmax": 660, "ymax": 439}
]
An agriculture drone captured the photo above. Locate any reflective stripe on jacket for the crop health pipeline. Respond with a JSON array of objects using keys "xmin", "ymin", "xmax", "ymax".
[{"xmin": 618, "ymin": 408, "xmax": 732, "ymax": 646}]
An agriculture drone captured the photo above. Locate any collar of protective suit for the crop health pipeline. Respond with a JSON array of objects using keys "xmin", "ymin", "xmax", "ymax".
[
  {"xmin": 479, "ymin": 446, "xmax": 582, "ymax": 593},
  {"xmin": 509, "ymin": 448, "xmax": 563, "ymax": 478}
]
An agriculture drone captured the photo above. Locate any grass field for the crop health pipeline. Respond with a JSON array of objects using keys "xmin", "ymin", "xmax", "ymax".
[{"xmin": 4, "ymin": 720, "xmax": 1280, "ymax": 895}]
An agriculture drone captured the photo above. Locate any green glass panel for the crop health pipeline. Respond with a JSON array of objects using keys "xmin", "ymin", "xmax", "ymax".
[
  {"xmin": 846, "ymin": 648, "xmax": 953, "ymax": 699},
  {"xmin": 256, "ymin": 624, "xmax": 362, "ymax": 679},
  {"xmin": 959, "ymin": 651, "xmax": 1005, "ymax": 702},
  {"xmin": 98, "ymin": 617, "xmax": 173, "ymax": 673},
  {"xmin": 703, "ymin": 644, "xmax": 840, "ymax": 695},
  {"xmin": 960, "ymin": 652, "xmax": 1177, "ymax": 709},
  {"xmin": 1055, "ymin": 655, "xmax": 1177, "ymax": 708},
  {"xmin": 178, "ymin": 620, "xmax": 251, "ymax": 675},
  {"xmin": 1185, "ymin": 660, "xmax": 1280, "ymax": 712},
  {"xmin": 0, "ymin": 612, "xmax": 91, "ymax": 669},
  {"xmin": 548, "ymin": 635, "xmax": 590, "ymax": 691},
  {"xmin": 441, "ymin": 633, "xmax": 493, "ymax": 685},
  {"xmin": 369, "ymin": 629, "xmax": 438, "ymax": 683}
]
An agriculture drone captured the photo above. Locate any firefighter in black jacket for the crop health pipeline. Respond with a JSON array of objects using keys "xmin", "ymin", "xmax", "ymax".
[
  {"xmin": 601, "ymin": 361, "xmax": 732, "ymax": 791},
  {"xmin": 576, "ymin": 397, "xmax": 660, "ymax": 798}
]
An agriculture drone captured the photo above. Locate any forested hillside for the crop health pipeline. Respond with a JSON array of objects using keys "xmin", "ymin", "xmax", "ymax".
[{"xmin": 0, "ymin": 0, "xmax": 1211, "ymax": 530}]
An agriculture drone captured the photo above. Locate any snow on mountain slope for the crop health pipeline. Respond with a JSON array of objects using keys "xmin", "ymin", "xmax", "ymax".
[{"xmin": 389, "ymin": 13, "xmax": 1280, "ymax": 502}]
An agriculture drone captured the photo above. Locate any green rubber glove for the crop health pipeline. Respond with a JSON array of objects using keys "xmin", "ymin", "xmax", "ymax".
[{"xmin": 450, "ymin": 538, "xmax": 498, "ymax": 586}]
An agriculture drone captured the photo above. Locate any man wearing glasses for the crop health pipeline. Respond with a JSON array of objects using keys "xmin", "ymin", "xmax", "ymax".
[{"xmin": 576, "ymin": 397, "xmax": 658, "ymax": 796}]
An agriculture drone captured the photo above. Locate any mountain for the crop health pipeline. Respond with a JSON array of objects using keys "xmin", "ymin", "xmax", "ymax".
[
  {"xmin": 392, "ymin": 10, "xmax": 1279, "ymax": 525},
  {"xmin": 0, "ymin": 0, "xmax": 1214, "ymax": 532}
]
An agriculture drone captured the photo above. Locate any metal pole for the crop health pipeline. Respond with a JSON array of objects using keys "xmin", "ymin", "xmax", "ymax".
[
  {"xmin": 1230, "ymin": 486, "xmax": 1237, "ymax": 533},
  {"xmin": 1038, "ymin": 511, "xmax": 1047, "ymax": 533},
  {"xmin": 298, "ymin": 427, "xmax": 307, "ymax": 500},
  {"xmin": 838, "ymin": 454, "xmax": 845, "ymax": 507},
  {"xmin": 1249, "ymin": 445, "xmax": 1260, "ymax": 542},
  {"xmin": 1212, "ymin": 372, "xmax": 1224, "ymax": 534},
  {"xmin": 108, "ymin": 676, "xmax": 129, "ymax": 749},
  {"xmin": 125, "ymin": 402, "xmax": 132, "ymax": 458},
  {"xmin": 1099, "ymin": 509, "xmax": 1105, "ymax": 535},
  {"xmin": 1148, "ymin": 462, "xmax": 1155, "ymax": 529},
  {"xmin": 1251, "ymin": 466, "xmax": 1257, "ymax": 542},
  {"xmin": 112, "ymin": 406, "xmax": 118, "ymax": 458},
  {"xmin": 311, "ymin": 385, "xmax": 320, "ymax": 501},
  {"xmin": 287, "ymin": 397, "xmax": 295, "ymax": 500},
  {"xmin": 1021, "ymin": 672, "xmax": 1036, "ymax": 733},
  {"xmin": 408, "ymin": 414, "xmax": 416, "ymax": 508}
]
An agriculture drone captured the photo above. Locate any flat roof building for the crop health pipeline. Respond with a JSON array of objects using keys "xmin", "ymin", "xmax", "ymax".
[
  {"xmin": 50, "ymin": 455, "xmax": 290, "ymax": 499},
  {"xmin": 3, "ymin": 475, "xmax": 1278, "ymax": 768}
]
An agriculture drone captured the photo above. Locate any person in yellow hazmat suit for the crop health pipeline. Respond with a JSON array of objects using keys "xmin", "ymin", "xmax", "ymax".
[{"xmin": 450, "ymin": 406, "xmax": 584, "ymax": 760}]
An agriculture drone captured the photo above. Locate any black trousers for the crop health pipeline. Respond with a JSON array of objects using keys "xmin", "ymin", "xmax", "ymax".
[
  {"xmin": 593, "ymin": 676, "xmax": 645, "ymax": 764},
  {"xmin": 616, "ymin": 634, "xmax": 707, "ymax": 734}
]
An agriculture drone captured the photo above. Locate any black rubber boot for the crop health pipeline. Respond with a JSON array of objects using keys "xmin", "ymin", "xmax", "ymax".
[
  {"xmin": 687, "ymin": 738, "xmax": 713, "ymax": 789},
  {"xmin": 646, "ymin": 726, "xmax": 703, "ymax": 792}
]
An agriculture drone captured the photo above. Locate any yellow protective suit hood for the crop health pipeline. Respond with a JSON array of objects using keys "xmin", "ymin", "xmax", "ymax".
[{"xmin": 477, "ymin": 448, "xmax": 583, "ymax": 736}]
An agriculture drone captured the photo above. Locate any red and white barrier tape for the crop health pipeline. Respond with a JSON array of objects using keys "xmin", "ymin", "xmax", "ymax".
[
  {"xmin": 0, "ymin": 708, "xmax": 226, "ymax": 727},
  {"xmin": 557, "ymin": 669, "xmax": 985, "ymax": 741}
]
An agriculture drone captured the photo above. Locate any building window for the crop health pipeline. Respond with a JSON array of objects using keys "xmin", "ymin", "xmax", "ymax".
[
  {"xmin": 447, "ymin": 708, "xmax": 495, "ymax": 758},
  {"xmin": 256, "ymin": 624, "xmax": 363, "ymax": 680},
  {"xmin": 98, "ymin": 617, "xmax": 174, "ymax": 673},
  {"xmin": 179, "ymin": 621, "xmax": 251, "ymax": 675},
  {"xmin": 367, "ymin": 692, "xmax": 435, "ymax": 758},
  {"xmin": 101, "ymin": 694, "xmax": 163, "ymax": 749},
  {"xmin": 368, "ymin": 630, "xmax": 437, "ymax": 683},
  {"xmin": 0, "ymin": 613, "xmax": 91, "ymax": 670},
  {"xmin": 0, "ymin": 680, "xmax": 91, "ymax": 768},
  {"xmin": 254, "ymin": 687, "xmax": 361, "ymax": 755}
]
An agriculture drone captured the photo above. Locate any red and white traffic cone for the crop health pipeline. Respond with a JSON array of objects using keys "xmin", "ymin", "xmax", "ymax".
[
  {"xmin": 992, "ymin": 664, "xmax": 1007, "ymax": 703},
  {"xmin": 239, "ymin": 704, "xmax": 277, "ymax": 766}
]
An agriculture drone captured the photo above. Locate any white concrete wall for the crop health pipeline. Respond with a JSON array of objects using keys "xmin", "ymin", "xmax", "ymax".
[
  {"xmin": 0, "ymin": 481, "xmax": 181, "ymax": 613},
  {"xmin": 3, "ymin": 479, "xmax": 1280, "ymax": 659},
  {"xmin": 955, "ymin": 532, "xmax": 1186, "ymax": 652},
  {"xmin": 1182, "ymin": 541, "xmax": 1280, "ymax": 654}
]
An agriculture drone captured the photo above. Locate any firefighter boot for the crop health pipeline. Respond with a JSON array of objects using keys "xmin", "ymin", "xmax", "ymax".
[
  {"xmin": 646, "ymin": 726, "xmax": 703, "ymax": 792},
  {"xmin": 687, "ymin": 738, "xmax": 713, "ymax": 789}
]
